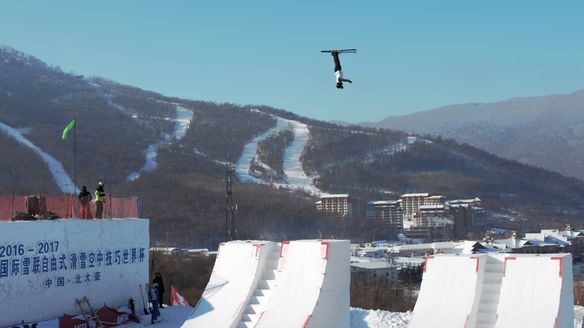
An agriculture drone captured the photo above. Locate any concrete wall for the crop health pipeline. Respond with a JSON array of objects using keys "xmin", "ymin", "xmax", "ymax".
[{"xmin": 0, "ymin": 219, "xmax": 149, "ymax": 326}]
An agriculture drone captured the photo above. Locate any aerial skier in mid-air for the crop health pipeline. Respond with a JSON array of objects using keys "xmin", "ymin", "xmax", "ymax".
[{"xmin": 321, "ymin": 49, "xmax": 356, "ymax": 89}]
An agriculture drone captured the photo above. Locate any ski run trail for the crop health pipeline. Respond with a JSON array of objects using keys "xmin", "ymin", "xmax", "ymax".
[
  {"xmin": 0, "ymin": 121, "xmax": 77, "ymax": 193},
  {"xmin": 235, "ymin": 110, "xmax": 429, "ymax": 196},
  {"xmin": 127, "ymin": 105, "xmax": 193, "ymax": 181},
  {"xmin": 236, "ymin": 112, "xmax": 322, "ymax": 195}
]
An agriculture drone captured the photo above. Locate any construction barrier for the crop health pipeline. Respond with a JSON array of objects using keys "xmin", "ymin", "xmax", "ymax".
[{"xmin": 0, "ymin": 194, "xmax": 139, "ymax": 221}]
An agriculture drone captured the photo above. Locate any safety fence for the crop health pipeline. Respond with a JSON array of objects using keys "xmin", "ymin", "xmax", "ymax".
[{"xmin": 0, "ymin": 194, "xmax": 139, "ymax": 221}]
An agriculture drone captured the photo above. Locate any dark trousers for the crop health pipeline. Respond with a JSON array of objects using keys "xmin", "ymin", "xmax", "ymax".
[
  {"xmin": 158, "ymin": 289, "xmax": 164, "ymax": 307},
  {"xmin": 95, "ymin": 201, "xmax": 103, "ymax": 219},
  {"xmin": 333, "ymin": 52, "xmax": 342, "ymax": 72},
  {"xmin": 80, "ymin": 203, "xmax": 92, "ymax": 219},
  {"xmin": 151, "ymin": 300, "xmax": 160, "ymax": 321}
]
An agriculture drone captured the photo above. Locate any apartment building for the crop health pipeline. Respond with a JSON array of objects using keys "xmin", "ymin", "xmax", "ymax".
[
  {"xmin": 317, "ymin": 194, "xmax": 352, "ymax": 217},
  {"xmin": 366, "ymin": 200, "xmax": 403, "ymax": 229},
  {"xmin": 417, "ymin": 204, "xmax": 452, "ymax": 227},
  {"xmin": 400, "ymin": 193, "xmax": 429, "ymax": 225}
]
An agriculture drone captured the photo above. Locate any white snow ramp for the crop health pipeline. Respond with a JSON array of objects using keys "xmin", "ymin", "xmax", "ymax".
[
  {"xmin": 183, "ymin": 240, "xmax": 349, "ymax": 328},
  {"xmin": 408, "ymin": 253, "xmax": 573, "ymax": 328}
]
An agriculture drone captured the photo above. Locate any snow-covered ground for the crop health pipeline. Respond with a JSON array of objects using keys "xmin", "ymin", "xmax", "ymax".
[
  {"xmin": 350, "ymin": 308, "xmax": 411, "ymax": 328},
  {"xmin": 236, "ymin": 111, "xmax": 322, "ymax": 195},
  {"xmin": 28, "ymin": 305, "xmax": 584, "ymax": 327},
  {"xmin": 127, "ymin": 105, "xmax": 193, "ymax": 181},
  {"xmin": 0, "ymin": 121, "xmax": 77, "ymax": 193}
]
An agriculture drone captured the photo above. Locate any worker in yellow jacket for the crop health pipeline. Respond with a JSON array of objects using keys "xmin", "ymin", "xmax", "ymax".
[{"xmin": 95, "ymin": 181, "xmax": 106, "ymax": 219}]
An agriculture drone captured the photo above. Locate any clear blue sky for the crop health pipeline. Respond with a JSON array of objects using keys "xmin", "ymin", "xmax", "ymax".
[{"xmin": 2, "ymin": 1, "xmax": 584, "ymax": 122}]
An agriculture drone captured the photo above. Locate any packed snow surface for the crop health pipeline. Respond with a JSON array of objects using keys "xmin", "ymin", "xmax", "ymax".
[
  {"xmin": 276, "ymin": 119, "xmax": 321, "ymax": 195},
  {"xmin": 127, "ymin": 105, "xmax": 193, "ymax": 181},
  {"xmin": 236, "ymin": 116, "xmax": 288, "ymax": 184},
  {"xmin": 28, "ymin": 306, "xmax": 584, "ymax": 327},
  {"xmin": 0, "ymin": 121, "xmax": 77, "ymax": 193},
  {"xmin": 350, "ymin": 308, "xmax": 411, "ymax": 328},
  {"xmin": 236, "ymin": 111, "xmax": 322, "ymax": 195}
]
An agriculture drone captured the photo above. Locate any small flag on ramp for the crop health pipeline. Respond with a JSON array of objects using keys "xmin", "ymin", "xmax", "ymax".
[
  {"xmin": 61, "ymin": 119, "xmax": 76, "ymax": 140},
  {"xmin": 171, "ymin": 285, "xmax": 190, "ymax": 306}
]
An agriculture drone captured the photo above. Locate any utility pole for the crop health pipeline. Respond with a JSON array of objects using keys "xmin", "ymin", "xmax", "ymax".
[{"xmin": 225, "ymin": 162, "xmax": 236, "ymax": 241}]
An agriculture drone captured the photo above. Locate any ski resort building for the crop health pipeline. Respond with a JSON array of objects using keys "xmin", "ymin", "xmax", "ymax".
[
  {"xmin": 400, "ymin": 193, "xmax": 428, "ymax": 224},
  {"xmin": 366, "ymin": 200, "xmax": 402, "ymax": 229},
  {"xmin": 424, "ymin": 195, "xmax": 446, "ymax": 206},
  {"xmin": 350, "ymin": 261, "xmax": 399, "ymax": 287},
  {"xmin": 317, "ymin": 194, "xmax": 353, "ymax": 217},
  {"xmin": 416, "ymin": 204, "xmax": 452, "ymax": 227},
  {"xmin": 451, "ymin": 204, "xmax": 486, "ymax": 239}
]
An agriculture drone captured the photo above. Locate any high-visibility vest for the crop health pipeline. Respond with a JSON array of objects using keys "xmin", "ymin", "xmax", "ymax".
[{"xmin": 95, "ymin": 187, "xmax": 106, "ymax": 202}]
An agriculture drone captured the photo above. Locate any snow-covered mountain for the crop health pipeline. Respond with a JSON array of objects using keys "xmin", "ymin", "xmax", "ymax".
[
  {"xmin": 364, "ymin": 90, "xmax": 584, "ymax": 181},
  {"xmin": 2, "ymin": 45, "xmax": 584, "ymax": 246}
]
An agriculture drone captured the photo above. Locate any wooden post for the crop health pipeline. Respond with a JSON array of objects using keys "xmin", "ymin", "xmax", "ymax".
[{"xmin": 10, "ymin": 192, "xmax": 14, "ymax": 220}]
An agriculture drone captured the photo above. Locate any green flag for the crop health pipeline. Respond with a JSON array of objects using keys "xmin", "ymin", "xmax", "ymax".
[{"xmin": 61, "ymin": 119, "xmax": 76, "ymax": 140}]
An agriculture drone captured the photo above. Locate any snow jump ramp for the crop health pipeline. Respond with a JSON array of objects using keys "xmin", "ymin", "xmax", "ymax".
[
  {"xmin": 182, "ymin": 240, "xmax": 350, "ymax": 328},
  {"xmin": 408, "ymin": 253, "xmax": 573, "ymax": 328}
]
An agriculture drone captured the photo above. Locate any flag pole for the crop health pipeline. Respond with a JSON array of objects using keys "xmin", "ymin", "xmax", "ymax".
[{"xmin": 74, "ymin": 116, "xmax": 77, "ymax": 195}]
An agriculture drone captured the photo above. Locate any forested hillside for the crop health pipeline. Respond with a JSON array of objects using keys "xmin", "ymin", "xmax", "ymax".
[{"xmin": 1, "ymin": 45, "xmax": 583, "ymax": 248}]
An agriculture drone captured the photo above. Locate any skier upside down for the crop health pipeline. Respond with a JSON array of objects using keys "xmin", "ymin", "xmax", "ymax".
[{"xmin": 321, "ymin": 49, "xmax": 356, "ymax": 89}]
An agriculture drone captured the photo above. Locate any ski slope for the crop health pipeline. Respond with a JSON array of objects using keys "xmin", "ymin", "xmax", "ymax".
[
  {"xmin": 236, "ymin": 111, "xmax": 322, "ymax": 195},
  {"xmin": 236, "ymin": 117, "xmax": 290, "ymax": 184},
  {"xmin": 127, "ymin": 105, "xmax": 193, "ymax": 181},
  {"xmin": 275, "ymin": 119, "xmax": 321, "ymax": 195},
  {"xmin": 409, "ymin": 253, "xmax": 574, "ymax": 328},
  {"xmin": 0, "ymin": 121, "xmax": 77, "ymax": 193},
  {"xmin": 183, "ymin": 240, "xmax": 349, "ymax": 328}
]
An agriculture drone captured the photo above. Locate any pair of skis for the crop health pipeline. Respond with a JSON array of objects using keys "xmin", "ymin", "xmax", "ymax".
[
  {"xmin": 320, "ymin": 49, "xmax": 357, "ymax": 54},
  {"xmin": 140, "ymin": 283, "xmax": 150, "ymax": 315}
]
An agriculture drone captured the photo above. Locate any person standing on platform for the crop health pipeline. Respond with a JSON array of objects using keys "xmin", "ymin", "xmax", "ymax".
[
  {"xmin": 78, "ymin": 186, "xmax": 92, "ymax": 219},
  {"xmin": 153, "ymin": 272, "xmax": 166, "ymax": 308},
  {"xmin": 95, "ymin": 181, "xmax": 106, "ymax": 219}
]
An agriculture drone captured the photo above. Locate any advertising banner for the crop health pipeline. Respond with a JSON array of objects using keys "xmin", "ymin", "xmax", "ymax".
[{"xmin": 0, "ymin": 218, "xmax": 149, "ymax": 326}]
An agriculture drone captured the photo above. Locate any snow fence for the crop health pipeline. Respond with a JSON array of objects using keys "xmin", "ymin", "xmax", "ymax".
[{"xmin": 0, "ymin": 194, "xmax": 139, "ymax": 221}]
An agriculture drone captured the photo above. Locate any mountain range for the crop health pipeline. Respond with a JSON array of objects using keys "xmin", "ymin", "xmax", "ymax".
[
  {"xmin": 1, "ymin": 45, "xmax": 583, "ymax": 247},
  {"xmin": 363, "ymin": 90, "xmax": 584, "ymax": 181}
]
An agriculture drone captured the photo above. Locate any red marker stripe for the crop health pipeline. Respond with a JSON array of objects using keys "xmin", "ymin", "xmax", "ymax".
[
  {"xmin": 253, "ymin": 311, "xmax": 265, "ymax": 328},
  {"xmin": 253, "ymin": 244, "xmax": 262, "ymax": 258},
  {"xmin": 470, "ymin": 256, "xmax": 479, "ymax": 273},
  {"xmin": 321, "ymin": 241, "xmax": 330, "ymax": 260},
  {"xmin": 279, "ymin": 241, "xmax": 290, "ymax": 258},
  {"xmin": 424, "ymin": 256, "xmax": 434, "ymax": 272},
  {"xmin": 551, "ymin": 257, "xmax": 563, "ymax": 277},
  {"xmin": 302, "ymin": 315, "xmax": 313, "ymax": 328},
  {"xmin": 503, "ymin": 257, "xmax": 516, "ymax": 277}
]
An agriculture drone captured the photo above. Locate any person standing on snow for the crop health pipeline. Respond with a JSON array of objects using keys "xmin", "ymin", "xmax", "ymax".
[
  {"xmin": 95, "ymin": 181, "xmax": 106, "ymax": 219},
  {"xmin": 150, "ymin": 283, "xmax": 161, "ymax": 323},
  {"xmin": 153, "ymin": 272, "xmax": 166, "ymax": 308},
  {"xmin": 78, "ymin": 186, "xmax": 92, "ymax": 219}
]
